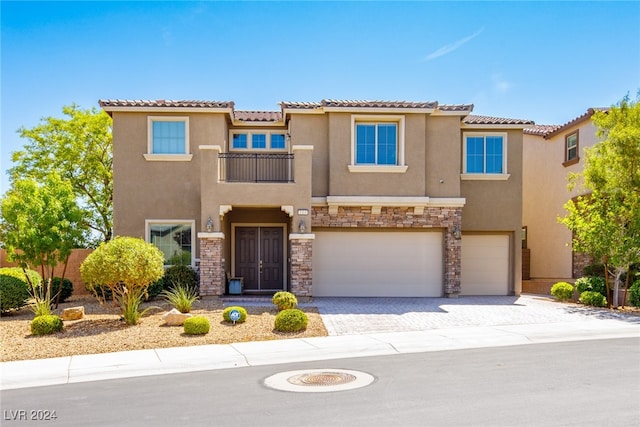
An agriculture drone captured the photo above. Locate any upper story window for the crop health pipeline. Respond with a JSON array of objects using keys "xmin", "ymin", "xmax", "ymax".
[
  {"xmin": 144, "ymin": 117, "xmax": 192, "ymax": 161},
  {"xmin": 230, "ymin": 131, "xmax": 288, "ymax": 151},
  {"xmin": 564, "ymin": 131, "xmax": 579, "ymax": 166},
  {"xmin": 349, "ymin": 115, "xmax": 407, "ymax": 173},
  {"xmin": 146, "ymin": 220, "xmax": 195, "ymax": 267},
  {"xmin": 461, "ymin": 132, "xmax": 510, "ymax": 180}
]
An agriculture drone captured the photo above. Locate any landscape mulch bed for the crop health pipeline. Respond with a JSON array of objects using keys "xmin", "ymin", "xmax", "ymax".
[{"xmin": 0, "ymin": 296, "xmax": 328, "ymax": 362}]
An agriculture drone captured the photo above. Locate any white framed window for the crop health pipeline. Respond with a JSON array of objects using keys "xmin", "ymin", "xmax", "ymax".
[
  {"xmin": 349, "ymin": 115, "xmax": 407, "ymax": 173},
  {"xmin": 564, "ymin": 131, "xmax": 579, "ymax": 166},
  {"xmin": 229, "ymin": 131, "xmax": 288, "ymax": 151},
  {"xmin": 461, "ymin": 132, "xmax": 510, "ymax": 180},
  {"xmin": 145, "ymin": 220, "xmax": 195, "ymax": 267},
  {"xmin": 144, "ymin": 117, "xmax": 192, "ymax": 161}
]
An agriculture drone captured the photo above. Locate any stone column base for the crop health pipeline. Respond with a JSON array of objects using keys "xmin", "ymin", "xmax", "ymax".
[
  {"xmin": 289, "ymin": 234, "xmax": 314, "ymax": 297},
  {"xmin": 198, "ymin": 232, "xmax": 225, "ymax": 296}
]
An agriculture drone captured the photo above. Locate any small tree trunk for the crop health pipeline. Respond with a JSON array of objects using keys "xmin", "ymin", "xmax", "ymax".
[
  {"xmin": 612, "ymin": 267, "xmax": 624, "ymax": 309},
  {"xmin": 54, "ymin": 254, "xmax": 70, "ymax": 309},
  {"xmin": 622, "ymin": 270, "xmax": 630, "ymax": 308},
  {"xmin": 603, "ymin": 260, "xmax": 612, "ymax": 308}
]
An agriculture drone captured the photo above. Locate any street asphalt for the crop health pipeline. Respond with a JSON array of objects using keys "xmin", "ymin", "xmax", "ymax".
[{"xmin": 1, "ymin": 294, "xmax": 639, "ymax": 390}]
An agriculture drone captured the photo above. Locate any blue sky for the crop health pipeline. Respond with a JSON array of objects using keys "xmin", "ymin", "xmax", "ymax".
[{"xmin": 2, "ymin": 1, "xmax": 639, "ymax": 195}]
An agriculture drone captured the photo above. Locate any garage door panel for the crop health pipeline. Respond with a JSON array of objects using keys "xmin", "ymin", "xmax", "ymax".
[
  {"xmin": 313, "ymin": 231, "xmax": 443, "ymax": 297},
  {"xmin": 461, "ymin": 235, "xmax": 509, "ymax": 296}
]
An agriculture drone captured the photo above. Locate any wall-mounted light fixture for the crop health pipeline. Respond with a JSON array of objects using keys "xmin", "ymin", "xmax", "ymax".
[
  {"xmin": 452, "ymin": 226, "xmax": 461, "ymax": 240},
  {"xmin": 206, "ymin": 216, "xmax": 214, "ymax": 232},
  {"xmin": 299, "ymin": 219, "xmax": 306, "ymax": 233}
]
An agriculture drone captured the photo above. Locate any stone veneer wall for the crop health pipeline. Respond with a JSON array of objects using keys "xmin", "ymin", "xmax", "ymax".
[
  {"xmin": 290, "ymin": 237, "xmax": 313, "ymax": 298},
  {"xmin": 199, "ymin": 236, "xmax": 225, "ymax": 296},
  {"xmin": 573, "ymin": 251, "xmax": 595, "ymax": 279},
  {"xmin": 312, "ymin": 206, "xmax": 463, "ymax": 296}
]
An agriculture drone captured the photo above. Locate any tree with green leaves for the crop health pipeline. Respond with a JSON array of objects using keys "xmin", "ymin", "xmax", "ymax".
[
  {"xmin": 10, "ymin": 104, "xmax": 112, "ymax": 247},
  {"xmin": 80, "ymin": 237, "xmax": 165, "ymax": 325},
  {"xmin": 0, "ymin": 173, "xmax": 86, "ymax": 308},
  {"xmin": 560, "ymin": 93, "xmax": 640, "ymax": 308}
]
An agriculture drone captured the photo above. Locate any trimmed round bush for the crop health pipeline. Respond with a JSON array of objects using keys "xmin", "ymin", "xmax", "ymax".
[
  {"xmin": 0, "ymin": 275, "xmax": 31, "ymax": 313},
  {"xmin": 163, "ymin": 265, "xmax": 198, "ymax": 293},
  {"xmin": 579, "ymin": 291, "xmax": 607, "ymax": 307},
  {"xmin": 274, "ymin": 308, "xmax": 308, "ymax": 332},
  {"xmin": 272, "ymin": 291, "xmax": 298, "ymax": 310},
  {"xmin": 183, "ymin": 316, "xmax": 210, "ymax": 335},
  {"xmin": 550, "ymin": 282, "xmax": 574, "ymax": 302},
  {"xmin": 222, "ymin": 306, "xmax": 248, "ymax": 323},
  {"xmin": 575, "ymin": 276, "xmax": 607, "ymax": 296},
  {"xmin": 628, "ymin": 280, "xmax": 640, "ymax": 308},
  {"xmin": 50, "ymin": 277, "xmax": 74, "ymax": 303},
  {"xmin": 30, "ymin": 315, "xmax": 64, "ymax": 335},
  {"xmin": 0, "ymin": 267, "xmax": 42, "ymax": 288}
]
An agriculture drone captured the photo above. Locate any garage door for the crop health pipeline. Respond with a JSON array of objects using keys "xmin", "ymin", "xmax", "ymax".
[
  {"xmin": 461, "ymin": 235, "xmax": 509, "ymax": 295},
  {"xmin": 313, "ymin": 231, "xmax": 443, "ymax": 297}
]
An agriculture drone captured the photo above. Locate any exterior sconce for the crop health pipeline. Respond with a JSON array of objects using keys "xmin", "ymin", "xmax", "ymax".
[
  {"xmin": 206, "ymin": 216, "xmax": 213, "ymax": 232},
  {"xmin": 452, "ymin": 226, "xmax": 461, "ymax": 240},
  {"xmin": 299, "ymin": 219, "xmax": 306, "ymax": 234}
]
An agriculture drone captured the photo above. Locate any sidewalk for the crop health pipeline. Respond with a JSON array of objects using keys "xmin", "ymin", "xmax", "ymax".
[{"xmin": 2, "ymin": 315, "xmax": 638, "ymax": 390}]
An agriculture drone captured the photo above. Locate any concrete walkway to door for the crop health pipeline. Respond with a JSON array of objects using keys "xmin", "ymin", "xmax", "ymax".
[{"xmin": 304, "ymin": 295, "xmax": 640, "ymax": 335}]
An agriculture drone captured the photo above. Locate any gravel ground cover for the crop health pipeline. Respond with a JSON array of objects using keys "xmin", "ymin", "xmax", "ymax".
[{"xmin": 0, "ymin": 296, "xmax": 327, "ymax": 362}]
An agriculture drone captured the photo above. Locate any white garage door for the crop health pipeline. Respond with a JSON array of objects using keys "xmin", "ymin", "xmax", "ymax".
[
  {"xmin": 313, "ymin": 231, "xmax": 443, "ymax": 297},
  {"xmin": 461, "ymin": 235, "xmax": 510, "ymax": 295}
]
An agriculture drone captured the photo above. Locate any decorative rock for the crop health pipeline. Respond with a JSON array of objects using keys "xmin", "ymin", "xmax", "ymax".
[
  {"xmin": 163, "ymin": 308, "xmax": 193, "ymax": 326},
  {"xmin": 62, "ymin": 306, "xmax": 85, "ymax": 321}
]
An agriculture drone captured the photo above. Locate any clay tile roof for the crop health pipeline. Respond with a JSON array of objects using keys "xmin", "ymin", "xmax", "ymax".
[
  {"xmin": 438, "ymin": 104, "xmax": 474, "ymax": 112},
  {"xmin": 463, "ymin": 115, "xmax": 535, "ymax": 125},
  {"xmin": 280, "ymin": 101, "xmax": 323, "ymax": 109},
  {"xmin": 282, "ymin": 99, "xmax": 438, "ymax": 109},
  {"xmin": 234, "ymin": 110, "xmax": 283, "ymax": 122},
  {"xmin": 99, "ymin": 99, "xmax": 234, "ymax": 109},
  {"xmin": 524, "ymin": 124, "xmax": 561, "ymax": 136}
]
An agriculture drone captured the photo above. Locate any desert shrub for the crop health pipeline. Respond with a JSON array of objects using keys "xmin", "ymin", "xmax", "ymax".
[
  {"xmin": 145, "ymin": 279, "xmax": 164, "ymax": 301},
  {"xmin": 579, "ymin": 291, "xmax": 607, "ymax": 307},
  {"xmin": 272, "ymin": 291, "xmax": 297, "ymax": 310},
  {"xmin": 163, "ymin": 265, "xmax": 198, "ymax": 293},
  {"xmin": 50, "ymin": 277, "xmax": 73, "ymax": 303},
  {"xmin": 81, "ymin": 236, "xmax": 165, "ymax": 325},
  {"xmin": 162, "ymin": 283, "xmax": 199, "ymax": 313},
  {"xmin": 222, "ymin": 306, "xmax": 248, "ymax": 323},
  {"xmin": 582, "ymin": 264, "xmax": 605, "ymax": 278},
  {"xmin": 274, "ymin": 308, "xmax": 308, "ymax": 332},
  {"xmin": 629, "ymin": 280, "xmax": 640, "ymax": 308},
  {"xmin": 575, "ymin": 276, "xmax": 607, "ymax": 296},
  {"xmin": 0, "ymin": 275, "xmax": 31, "ymax": 313},
  {"xmin": 550, "ymin": 282, "xmax": 574, "ymax": 302},
  {"xmin": 30, "ymin": 315, "xmax": 64, "ymax": 335},
  {"xmin": 183, "ymin": 316, "xmax": 210, "ymax": 335},
  {"xmin": 0, "ymin": 267, "xmax": 43, "ymax": 288}
]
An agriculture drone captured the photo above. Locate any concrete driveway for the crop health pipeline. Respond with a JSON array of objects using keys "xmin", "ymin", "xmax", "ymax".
[{"xmin": 305, "ymin": 295, "xmax": 640, "ymax": 335}]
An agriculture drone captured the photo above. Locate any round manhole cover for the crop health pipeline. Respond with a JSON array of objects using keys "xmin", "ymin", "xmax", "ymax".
[{"xmin": 264, "ymin": 369, "xmax": 375, "ymax": 393}]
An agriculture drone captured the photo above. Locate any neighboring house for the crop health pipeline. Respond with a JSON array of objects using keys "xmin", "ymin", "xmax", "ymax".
[
  {"xmin": 100, "ymin": 99, "xmax": 533, "ymax": 298},
  {"xmin": 522, "ymin": 108, "xmax": 605, "ymax": 282}
]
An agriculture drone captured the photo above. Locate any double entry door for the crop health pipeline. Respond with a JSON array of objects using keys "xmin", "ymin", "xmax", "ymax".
[{"xmin": 234, "ymin": 226, "xmax": 285, "ymax": 292}]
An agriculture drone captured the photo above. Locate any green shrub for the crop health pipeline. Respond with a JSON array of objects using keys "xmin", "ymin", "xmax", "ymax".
[
  {"xmin": 162, "ymin": 283, "xmax": 199, "ymax": 313},
  {"xmin": 30, "ymin": 315, "xmax": 64, "ymax": 335},
  {"xmin": 0, "ymin": 275, "xmax": 31, "ymax": 313},
  {"xmin": 163, "ymin": 265, "xmax": 198, "ymax": 293},
  {"xmin": 579, "ymin": 291, "xmax": 607, "ymax": 307},
  {"xmin": 222, "ymin": 306, "xmax": 248, "ymax": 323},
  {"xmin": 183, "ymin": 316, "xmax": 210, "ymax": 335},
  {"xmin": 272, "ymin": 291, "xmax": 297, "ymax": 310},
  {"xmin": 274, "ymin": 308, "xmax": 308, "ymax": 332},
  {"xmin": 0, "ymin": 267, "xmax": 42, "ymax": 288},
  {"xmin": 145, "ymin": 279, "xmax": 164, "ymax": 301},
  {"xmin": 629, "ymin": 280, "xmax": 640, "ymax": 308},
  {"xmin": 575, "ymin": 276, "xmax": 607, "ymax": 296},
  {"xmin": 550, "ymin": 282, "xmax": 574, "ymax": 302},
  {"xmin": 85, "ymin": 282, "xmax": 113, "ymax": 300},
  {"xmin": 50, "ymin": 277, "xmax": 74, "ymax": 303},
  {"xmin": 582, "ymin": 264, "xmax": 605, "ymax": 278}
]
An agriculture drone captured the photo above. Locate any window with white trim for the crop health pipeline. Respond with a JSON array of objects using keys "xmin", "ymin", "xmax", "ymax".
[
  {"xmin": 564, "ymin": 131, "xmax": 579, "ymax": 166},
  {"xmin": 349, "ymin": 115, "xmax": 407, "ymax": 173},
  {"xmin": 145, "ymin": 117, "xmax": 192, "ymax": 161},
  {"xmin": 146, "ymin": 220, "xmax": 195, "ymax": 266},
  {"xmin": 230, "ymin": 131, "xmax": 288, "ymax": 151},
  {"xmin": 462, "ymin": 132, "xmax": 509, "ymax": 179}
]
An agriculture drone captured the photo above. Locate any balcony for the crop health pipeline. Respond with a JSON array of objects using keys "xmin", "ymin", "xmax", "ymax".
[{"xmin": 219, "ymin": 153, "xmax": 294, "ymax": 183}]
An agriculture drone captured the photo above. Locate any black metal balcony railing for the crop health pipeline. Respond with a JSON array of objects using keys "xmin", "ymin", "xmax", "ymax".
[{"xmin": 219, "ymin": 153, "xmax": 294, "ymax": 183}]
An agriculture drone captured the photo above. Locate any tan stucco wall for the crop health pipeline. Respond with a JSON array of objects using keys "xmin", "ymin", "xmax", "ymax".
[
  {"xmin": 425, "ymin": 116, "xmax": 462, "ymax": 197},
  {"xmin": 522, "ymin": 121, "xmax": 600, "ymax": 278},
  {"xmin": 288, "ymin": 114, "xmax": 329, "ymax": 197}
]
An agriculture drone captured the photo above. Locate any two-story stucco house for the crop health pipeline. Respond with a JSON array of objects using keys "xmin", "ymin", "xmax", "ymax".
[
  {"xmin": 523, "ymin": 108, "xmax": 605, "ymax": 284},
  {"xmin": 100, "ymin": 99, "xmax": 533, "ymax": 299}
]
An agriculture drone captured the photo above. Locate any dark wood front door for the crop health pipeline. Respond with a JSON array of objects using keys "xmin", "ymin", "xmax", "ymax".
[{"xmin": 234, "ymin": 227, "xmax": 284, "ymax": 291}]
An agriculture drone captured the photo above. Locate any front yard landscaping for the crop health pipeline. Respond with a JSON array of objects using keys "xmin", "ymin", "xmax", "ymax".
[{"xmin": 0, "ymin": 296, "xmax": 328, "ymax": 362}]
